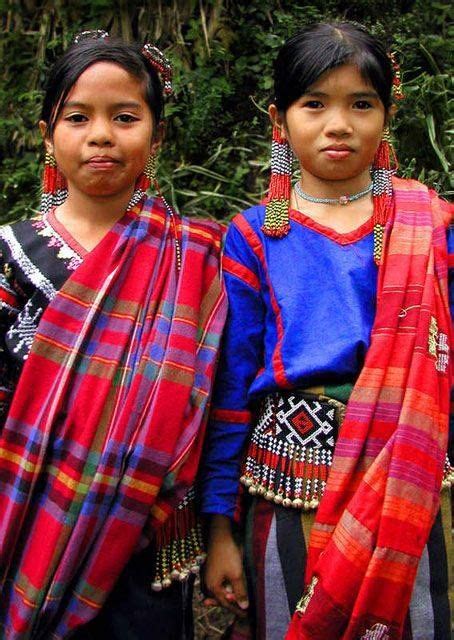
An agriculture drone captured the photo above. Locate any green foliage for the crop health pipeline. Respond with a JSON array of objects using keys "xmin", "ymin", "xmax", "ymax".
[{"xmin": 0, "ymin": 0, "xmax": 452, "ymax": 226}]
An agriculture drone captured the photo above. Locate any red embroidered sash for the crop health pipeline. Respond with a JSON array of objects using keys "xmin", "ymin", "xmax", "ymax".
[
  {"xmin": 0, "ymin": 197, "xmax": 226, "ymax": 638},
  {"xmin": 286, "ymin": 179, "xmax": 452, "ymax": 639}
]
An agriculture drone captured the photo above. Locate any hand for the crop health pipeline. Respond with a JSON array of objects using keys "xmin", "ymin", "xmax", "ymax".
[{"xmin": 202, "ymin": 514, "xmax": 249, "ymax": 616}]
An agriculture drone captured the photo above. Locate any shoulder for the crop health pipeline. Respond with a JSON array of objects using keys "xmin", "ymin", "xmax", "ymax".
[
  {"xmin": 230, "ymin": 204, "xmax": 266, "ymax": 236},
  {"xmin": 392, "ymin": 177, "xmax": 453, "ymax": 228},
  {"xmin": 220, "ymin": 205, "xmax": 267, "ymax": 268},
  {"xmin": 223, "ymin": 204, "xmax": 267, "ymax": 252},
  {"xmin": 0, "ymin": 217, "xmax": 42, "ymax": 256},
  {"xmin": 143, "ymin": 196, "xmax": 225, "ymax": 252},
  {"xmin": 182, "ymin": 216, "xmax": 226, "ymax": 248},
  {"xmin": 392, "ymin": 176, "xmax": 427, "ymax": 192},
  {"xmin": 0, "ymin": 216, "xmax": 40, "ymax": 237}
]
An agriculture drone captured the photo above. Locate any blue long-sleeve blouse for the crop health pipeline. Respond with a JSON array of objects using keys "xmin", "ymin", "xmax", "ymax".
[{"xmin": 200, "ymin": 200, "xmax": 454, "ymax": 519}]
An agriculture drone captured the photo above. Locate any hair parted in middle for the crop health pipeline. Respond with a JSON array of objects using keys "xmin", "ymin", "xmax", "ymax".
[
  {"xmin": 40, "ymin": 35, "xmax": 173, "ymax": 217},
  {"xmin": 41, "ymin": 37, "xmax": 166, "ymax": 139},
  {"xmin": 264, "ymin": 21, "xmax": 399, "ymax": 262},
  {"xmin": 273, "ymin": 22, "xmax": 394, "ymax": 114}
]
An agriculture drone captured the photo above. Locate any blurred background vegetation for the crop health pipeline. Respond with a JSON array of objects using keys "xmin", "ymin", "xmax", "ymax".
[{"xmin": 0, "ymin": 0, "xmax": 452, "ymax": 227}]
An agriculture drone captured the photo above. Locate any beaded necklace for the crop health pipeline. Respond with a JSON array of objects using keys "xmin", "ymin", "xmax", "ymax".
[{"xmin": 294, "ymin": 180, "xmax": 373, "ymax": 206}]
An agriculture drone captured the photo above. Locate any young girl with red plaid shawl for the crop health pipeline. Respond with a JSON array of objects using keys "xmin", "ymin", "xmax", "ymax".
[
  {"xmin": 200, "ymin": 22, "xmax": 453, "ymax": 640},
  {"xmin": 0, "ymin": 32, "xmax": 227, "ymax": 639}
]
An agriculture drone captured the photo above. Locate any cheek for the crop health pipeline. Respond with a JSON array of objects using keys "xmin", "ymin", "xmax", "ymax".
[{"xmin": 367, "ymin": 131, "xmax": 385, "ymax": 158}]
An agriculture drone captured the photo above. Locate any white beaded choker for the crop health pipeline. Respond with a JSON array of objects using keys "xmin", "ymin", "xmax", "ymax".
[{"xmin": 294, "ymin": 180, "xmax": 373, "ymax": 206}]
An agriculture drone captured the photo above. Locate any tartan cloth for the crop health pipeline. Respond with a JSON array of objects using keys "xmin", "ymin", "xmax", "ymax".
[
  {"xmin": 286, "ymin": 179, "xmax": 453, "ymax": 640},
  {"xmin": 0, "ymin": 196, "xmax": 226, "ymax": 638}
]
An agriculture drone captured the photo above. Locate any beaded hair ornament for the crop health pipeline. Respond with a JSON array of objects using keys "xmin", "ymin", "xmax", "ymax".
[
  {"xmin": 262, "ymin": 49, "xmax": 404, "ymax": 266},
  {"xmin": 40, "ymin": 30, "xmax": 173, "ymax": 216}
]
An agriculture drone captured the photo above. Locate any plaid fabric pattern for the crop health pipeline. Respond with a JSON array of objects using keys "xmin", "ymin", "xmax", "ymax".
[
  {"xmin": 0, "ymin": 196, "xmax": 226, "ymax": 638},
  {"xmin": 287, "ymin": 179, "xmax": 453, "ymax": 639}
]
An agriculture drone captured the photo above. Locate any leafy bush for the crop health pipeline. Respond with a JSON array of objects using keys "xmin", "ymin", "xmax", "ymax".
[{"xmin": 0, "ymin": 0, "xmax": 451, "ymax": 226}]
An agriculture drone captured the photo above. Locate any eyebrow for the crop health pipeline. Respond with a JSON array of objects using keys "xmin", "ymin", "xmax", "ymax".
[
  {"xmin": 303, "ymin": 90, "xmax": 379, "ymax": 99},
  {"xmin": 63, "ymin": 100, "xmax": 143, "ymax": 109}
]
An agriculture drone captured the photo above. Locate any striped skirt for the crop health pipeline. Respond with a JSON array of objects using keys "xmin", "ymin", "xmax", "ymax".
[
  {"xmin": 239, "ymin": 491, "xmax": 452, "ymax": 640},
  {"xmin": 234, "ymin": 391, "xmax": 453, "ymax": 640}
]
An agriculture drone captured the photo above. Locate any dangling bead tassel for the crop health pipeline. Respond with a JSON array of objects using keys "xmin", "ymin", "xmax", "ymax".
[
  {"xmin": 150, "ymin": 488, "xmax": 205, "ymax": 592},
  {"xmin": 128, "ymin": 155, "xmax": 156, "ymax": 210},
  {"xmin": 262, "ymin": 125, "xmax": 292, "ymax": 238},
  {"xmin": 132, "ymin": 155, "xmax": 182, "ymax": 272},
  {"xmin": 40, "ymin": 152, "xmax": 68, "ymax": 216},
  {"xmin": 372, "ymin": 128, "xmax": 397, "ymax": 265}
]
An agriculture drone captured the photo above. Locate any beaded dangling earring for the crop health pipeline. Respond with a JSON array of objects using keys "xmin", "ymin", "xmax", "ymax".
[
  {"xmin": 262, "ymin": 125, "xmax": 292, "ymax": 238},
  {"xmin": 128, "ymin": 155, "xmax": 157, "ymax": 209},
  {"xmin": 131, "ymin": 154, "xmax": 182, "ymax": 271},
  {"xmin": 371, "ymin": 51, "xmax": 405, "ymax": 265},
  {"xmin": 372, "ymin": 127, "xmax": 398, "ymax": 265},
  {"xmin": 40, "ymin": 152, "xmax": 68, "ymax": 216}
]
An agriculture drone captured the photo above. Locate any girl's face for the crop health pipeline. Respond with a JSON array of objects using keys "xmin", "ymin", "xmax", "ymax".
[
  {"xmin": 270, "ymin": 64, "xmax": 388, "ymax": 190},
  {"xmin": 40, "ymin": 61, "xmax": 157, "ymax": 203}
]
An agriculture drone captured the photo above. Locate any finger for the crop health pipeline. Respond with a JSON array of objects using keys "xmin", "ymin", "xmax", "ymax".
[
  {"xmin": 231, "ymin": 576, "xmax": 249, "ymax": 611},
  {"xmin": 202, "ymin": 597, "xmax": 218, "ymax": 607},
  {"xmin": 211, "ymin": 587, "xmax": 248, "ymax": 617}
]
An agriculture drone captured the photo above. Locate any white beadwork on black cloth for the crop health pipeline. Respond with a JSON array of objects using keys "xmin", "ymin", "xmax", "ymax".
[
  {"xmin": 0, "ymin": 216, "xmax": 82, "ymax": 423},
  {"xmin": 241, "ymin": 392, "xmax": 341, "ymax": 510}
]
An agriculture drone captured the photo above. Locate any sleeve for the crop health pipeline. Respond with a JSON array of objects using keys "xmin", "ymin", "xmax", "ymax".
[
  {"xmin": 199, "ymin": 217, "xmax": 266, "ymax": 518},
  {"xmin": 0, "ymin": 242, "xmax": 25, "ymax": 425}
]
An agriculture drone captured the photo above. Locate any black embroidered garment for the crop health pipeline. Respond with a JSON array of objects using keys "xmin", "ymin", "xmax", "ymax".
[{"xmin": 0, "ymin": 211, "xmax": 85, "ymax": 421}]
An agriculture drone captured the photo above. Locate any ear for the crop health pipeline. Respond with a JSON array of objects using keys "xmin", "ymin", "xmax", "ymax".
[
  {"xmin": 268, "ymin": 104, "xmax": 287, "ymax": 140},
  {"xmin": 384, "ymin": 104, "xmax": 398, "ymax": 127},
  {"xmin": 150, "ymin": 121, "xmax": 165, "ymax": 157},
  {"xmin": 39, "ymin": 120, "xmax": 54, "ymax": 155}
]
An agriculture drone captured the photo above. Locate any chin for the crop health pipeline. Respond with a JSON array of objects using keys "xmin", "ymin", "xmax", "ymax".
[{"xmin": 321, "ymin": 164, "xmax": 368, "ymax": 180}]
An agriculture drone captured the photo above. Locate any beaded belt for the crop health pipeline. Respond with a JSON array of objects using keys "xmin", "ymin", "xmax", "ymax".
[
  {"xmin": 240, "ymin": 391, "xmax": 346, "ymax": 511},
  {"xmin": 240, "ymin": 391, "xmax": 454, "ymax": 511}
]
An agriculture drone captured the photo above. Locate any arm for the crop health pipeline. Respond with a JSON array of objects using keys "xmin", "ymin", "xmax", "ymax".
[{"xmin": 199, "ymin": 216, "xmax": 265, "ymax": 613}]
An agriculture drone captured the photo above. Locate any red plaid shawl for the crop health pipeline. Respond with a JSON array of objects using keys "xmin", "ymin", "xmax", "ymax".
[
  {"xmin": 0, "ymin": 196, "xmax": 226, "ymax": 638},
  {"xmin": 286, "ymin": 179, "xmax": 452, "ymax": 639}
]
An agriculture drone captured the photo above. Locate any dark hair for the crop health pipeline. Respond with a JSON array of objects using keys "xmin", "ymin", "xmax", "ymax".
[
  {"xmin": 41, "ymin": 37, "xmax": 164, "ymax": 137},
  {"xmin": 274, "ymin": 22, "xmax": 393, "ymax": 113}
]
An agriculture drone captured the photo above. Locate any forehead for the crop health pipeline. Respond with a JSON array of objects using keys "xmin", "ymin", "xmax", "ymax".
[
  {"xmin": 307, "ymin": 63, "xmax": 376, "ymax": 93},
  {"xmin": 65, "ymin": 61, "xmax": 147, "ymax": 104}
]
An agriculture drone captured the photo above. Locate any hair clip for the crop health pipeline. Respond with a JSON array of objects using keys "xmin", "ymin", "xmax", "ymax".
[
  {"xmin": 73, "ymin": 30, "xmax": 109, "ymax": 44},
  {"xmin": 142, "ymin": 44, "xmax": 173, "ymax": 96},
  {"xmin": 389, "ymin": 51, "xmax": 404, "ymax": 101}
]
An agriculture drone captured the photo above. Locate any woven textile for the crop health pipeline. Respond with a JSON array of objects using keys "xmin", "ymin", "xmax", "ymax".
[
  {"xmin": 0, "ymin": 196, "xmax": 226, "ymax": 638},
  {"xmin": 286, "ymin": 179, "xmax": 452, "ymax": 639}
]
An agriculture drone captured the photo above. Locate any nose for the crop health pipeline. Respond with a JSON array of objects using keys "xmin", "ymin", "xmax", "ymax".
[
  {"xmin": 87, "ymin": 116, "xmax": 114, "ymax": 146},
  {"xmin": 324, "ymin": 108, "xmax": 353, "ymax": 138}
]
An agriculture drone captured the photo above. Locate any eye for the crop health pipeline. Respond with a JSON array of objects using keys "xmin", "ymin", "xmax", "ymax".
[
  {"xmin": 353, "ymin": 100, "xmax": 373, "ymax": 110},
  {"xmin": 65, "ymin": 113, "xmax": 88, "ymax": 123},
  {"xmin": 115, "ymin": 114, "xmax": 140, "ymax": 123},
  {"xmin": 303, "ymin": 100, "xmax": 324, "ymax": 109}
]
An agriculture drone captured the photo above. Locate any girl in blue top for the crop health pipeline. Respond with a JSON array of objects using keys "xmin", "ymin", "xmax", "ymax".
[{"xmin": 200, "ymin": 21, "xmax": 453, "ymax": 640}]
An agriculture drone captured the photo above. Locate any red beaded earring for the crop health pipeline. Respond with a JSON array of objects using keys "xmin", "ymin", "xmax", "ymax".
[
  {"xmin": 262, "ymin": 125, "xmax": 292, "ymax": 238},
  {"xmin": 371, "ymin": 52, "xmax": 404, "ymax": 265},
  {"xmin": 40, "ymin": 152, "xmax": 68, "ymax": 216}
]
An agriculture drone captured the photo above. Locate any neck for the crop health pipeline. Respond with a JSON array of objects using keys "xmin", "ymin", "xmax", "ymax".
[
  {"xmin": 299, "ymin": 170, "xmax": 371, "ymax": 199},
  {"xmin": 53, "ymin": 187, "xmax": 138, "ymax": 253},
  {"xmin": 57, "ymin": 188, "xmax": 135, "ymax": 229}
]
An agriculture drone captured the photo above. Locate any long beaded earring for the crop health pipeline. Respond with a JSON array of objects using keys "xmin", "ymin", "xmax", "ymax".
[
  {"xmin": 371, "ymin": 52, "xmax": 404, "ymax": 265},
  {"xmin": 128, "ymin": 155, "xmax": 157, "ymax": 209},
  {"xmin": 371, "ymin": 127, "xmax": 397, "ymax": 265},
  {"xmin": 40, "ymin": 152, "xmax": 68, "ymax": 216},
  {"xmin": 131, "ymin": 154, "xmax": 182, "ymax": 271},
  {"xmin": 261, "ymin": 125, "xmax": 292, "ymax": 238}
]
